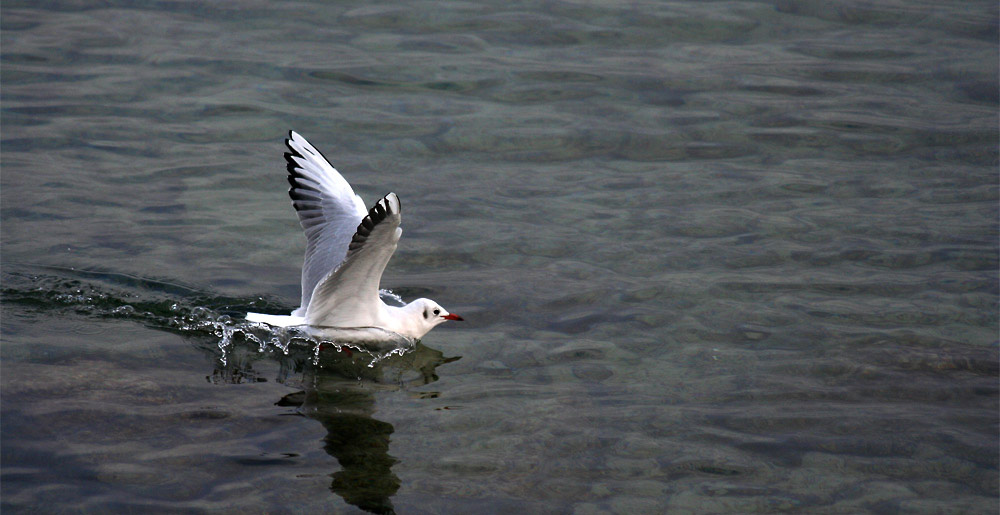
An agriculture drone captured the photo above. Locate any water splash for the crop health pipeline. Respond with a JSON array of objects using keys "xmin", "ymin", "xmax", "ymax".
[
  {"xmin": 2, "ymin": 268, "xmax": 416, "ymax": 367},
  {"xmin": 379, "ymin": 288, "xmax": 405, "ymax": 306},
  {"xmin": 167, "ymin": 304, "xmax": 416, "ymax": 369}
]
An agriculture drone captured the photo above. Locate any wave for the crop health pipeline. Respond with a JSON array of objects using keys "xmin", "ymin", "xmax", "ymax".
[{"xmin": 2, "ymin": 265, "xmax": 420, "ymax": 370}]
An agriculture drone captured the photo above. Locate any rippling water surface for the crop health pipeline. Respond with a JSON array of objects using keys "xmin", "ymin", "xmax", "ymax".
[{"xmin": 2, "ymin": 1, "xmax": 998, "ymax": 513}]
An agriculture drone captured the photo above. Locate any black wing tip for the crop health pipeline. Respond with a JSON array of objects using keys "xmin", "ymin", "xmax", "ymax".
[
  {"xmin": 284, "ymin": 152, "xmax": 299, "ymax": 174},
  {"xmin": 284, "ymin": 135, "xmax": 313, "ymax": 209},
  {"xmin": 283, "ymin": 131, "xmax": 338, "ymax": 174},
  {"xmin": 347, "ymin": 194, "xmax": 400, "ymax": 253}
]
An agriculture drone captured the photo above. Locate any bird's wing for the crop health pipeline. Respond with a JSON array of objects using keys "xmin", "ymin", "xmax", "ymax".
[
  {"xmin": 305, "ymin": 193, "xmax": 401, "ymax": 327},
  {"xmin": 285, "ymin": 131, "xmax": 368, "ymax": 312}
]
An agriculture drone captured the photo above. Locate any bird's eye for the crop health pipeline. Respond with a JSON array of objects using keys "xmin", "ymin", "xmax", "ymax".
[{"xmin": 433, "ymin": 309, "xmax": 440, "ymax": 316}]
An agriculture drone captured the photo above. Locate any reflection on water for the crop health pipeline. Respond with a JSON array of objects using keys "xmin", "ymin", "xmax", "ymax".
[
  {"xmin": 316, "ymin": 393, "xmax": 398, "ymax": 514},
  {"xmin": 210, "ymin": 336, "xmax": 459, "ymax": 514}
]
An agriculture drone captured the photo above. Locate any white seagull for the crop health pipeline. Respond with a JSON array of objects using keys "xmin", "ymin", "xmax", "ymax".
[{"xmin": 246, "ymin": 131, "xmax": 462, "ymax": 340}]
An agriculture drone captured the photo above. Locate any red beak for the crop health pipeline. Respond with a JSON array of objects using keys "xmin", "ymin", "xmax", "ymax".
[{"xmin": 442, "ymin": 313, "xmax": 463, "ymax": 321}]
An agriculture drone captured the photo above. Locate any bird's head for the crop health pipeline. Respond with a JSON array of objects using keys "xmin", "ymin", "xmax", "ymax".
[{"xmin": 403, "ymin": 298, "xmax": 463, "ymax": 338}]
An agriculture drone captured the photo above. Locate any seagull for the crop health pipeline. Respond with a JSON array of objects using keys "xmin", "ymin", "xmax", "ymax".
[{"xmin": 246, "ymin": 131, "xmax": 462, "ymax": 340}]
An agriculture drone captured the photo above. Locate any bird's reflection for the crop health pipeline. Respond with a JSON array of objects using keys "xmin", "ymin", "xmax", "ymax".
[{"xmin": 209, "ymin": 339, "xmax": 458, "ymax": 515}]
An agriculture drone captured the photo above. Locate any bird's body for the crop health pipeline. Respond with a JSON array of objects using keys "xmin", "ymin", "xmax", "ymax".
[{"xmin": 246, "ymin": 131, "xmax": 461, "ymax": 340}]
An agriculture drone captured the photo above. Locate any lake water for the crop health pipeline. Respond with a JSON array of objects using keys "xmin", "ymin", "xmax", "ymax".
[{"xmin": 2, "ymin": 1, "xmax": 997, "ymax": 513}]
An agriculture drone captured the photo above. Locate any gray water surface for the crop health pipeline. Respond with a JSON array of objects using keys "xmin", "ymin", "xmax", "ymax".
[{"xmin": 2, "ymin": 1, "xmax": 998, "ymax": 513}]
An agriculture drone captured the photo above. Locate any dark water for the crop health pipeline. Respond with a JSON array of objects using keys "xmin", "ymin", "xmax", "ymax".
[{"xmin": 2, "ymin": 1, "xmax": 998, "ymax": 513}]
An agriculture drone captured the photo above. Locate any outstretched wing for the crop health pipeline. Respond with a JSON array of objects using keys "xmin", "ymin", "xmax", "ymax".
[
  {"xmin": 285, "ymin": 131, "xmax": 367, "ymax": 313},
  {"xmin": 305, "ymin": 193, "xmax": 401, "ymax": 327}
]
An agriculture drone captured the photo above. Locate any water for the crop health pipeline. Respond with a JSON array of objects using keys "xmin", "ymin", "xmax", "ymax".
[{"xmin": 2, "ymin": 1, "xmax": 997, "ymax": 513}]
